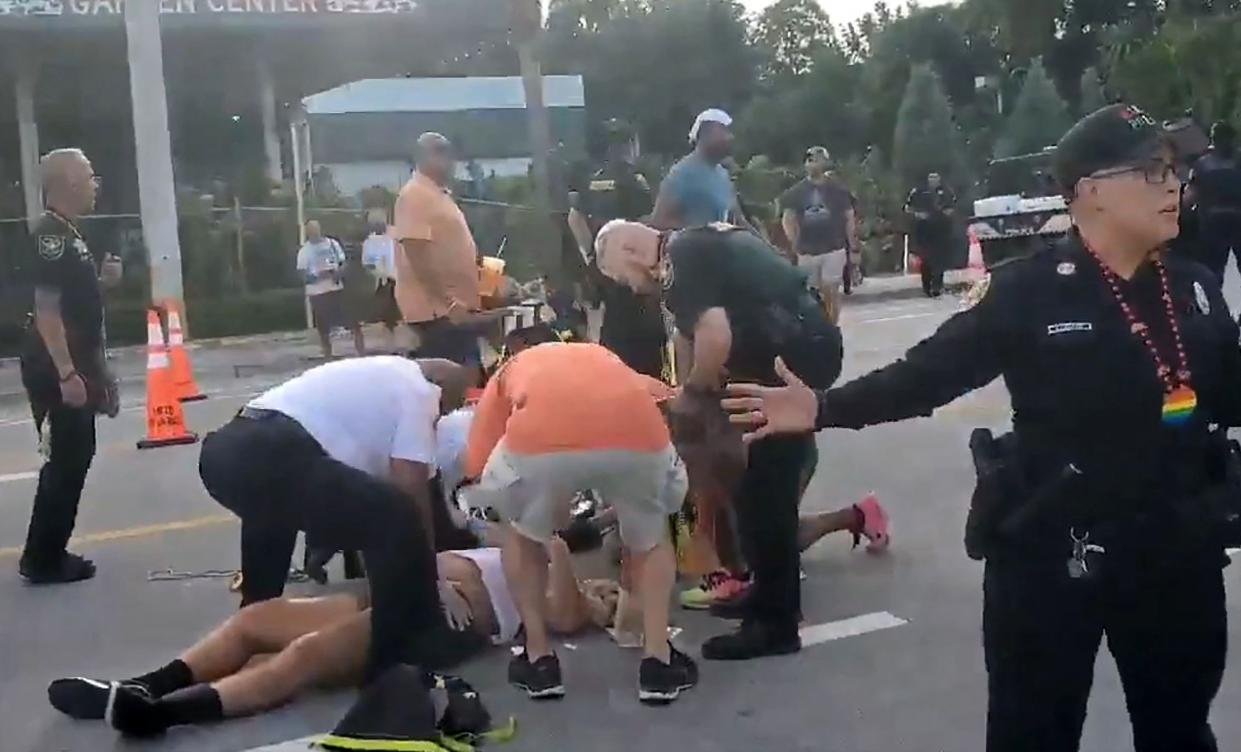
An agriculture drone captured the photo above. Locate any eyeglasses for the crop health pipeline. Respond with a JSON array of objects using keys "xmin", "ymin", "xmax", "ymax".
[{"xmin": 1087, "ymin": 160, "xmax": 1180, "ymax": 185}]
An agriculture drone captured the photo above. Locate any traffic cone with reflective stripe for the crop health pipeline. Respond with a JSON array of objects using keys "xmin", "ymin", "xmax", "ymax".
[
  {"xmin": 137, "ymin": 309, "xmax": 199, "ymax": 450},
  {"xmin": 164, "ymin": 301, "xmax": 206, "ymax": 402},
  {"xmin": 966, "ymin": 226, "xmax": 986, "ymax": 282}
]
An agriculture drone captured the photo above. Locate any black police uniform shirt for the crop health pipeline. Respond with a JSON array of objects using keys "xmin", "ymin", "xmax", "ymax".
[
  {"xmin": 663, "ymin": 226, "xmax": 840, "ymax": 386},
  {"xmin": 585, "ymin": 163, "xmax": 667, "ymax": 374},
  {"xmin": 779, "ymin": 177, "xmax": 854, "ymax": 255},
  {"xmin": 1190, "ymin": 148, "xmax": 1241, "ymax": 214},
  {"xmin": 21, "ymin": 211, "xmax": 104, "ymax": 406},
  {"xmin": 905, "ymin": 185, "xmax": 957, "ymax": 249},
  {"xmin": 819, "ymin": 230, "xmax": 1241, "ymax": 527}
]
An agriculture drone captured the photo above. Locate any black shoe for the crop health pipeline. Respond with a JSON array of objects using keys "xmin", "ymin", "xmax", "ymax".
[
  {"xmin": 48, "ymin": 677, "xmax": 151, "ymax": 720},
  {"xmin": 109, "ymin": 684, "xmax": 170, "ymax": 737},
  {"xmin": 638, "ymin": 645, "xmax": 698, "ymax": 705},
  {"xmin": 702, "ymin": 621, "xmax": 801, "ymax": 661},
  {"xmin": 20, "ymin": 552, "xmax": 96, "ymax": 585},
  {"xmin": 708, "ymin": 586, "xmax": 754, "ymax": 620},
  {"xmin": 508, "ymin": 652, "xmax": 565, "ymax": 700}
]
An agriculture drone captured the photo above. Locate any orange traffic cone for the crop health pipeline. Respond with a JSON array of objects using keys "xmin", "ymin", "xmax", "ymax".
[
  {"xmin": 165, "ymin": 301, "xmax": 206, "ymax": 402},
  {"xmin": 967, "ymin": 227, "xmax": 985, "ymax": 271},
  {"xmin": 137, "ymin": 309, "xmax": 199, "ymax": 450}
]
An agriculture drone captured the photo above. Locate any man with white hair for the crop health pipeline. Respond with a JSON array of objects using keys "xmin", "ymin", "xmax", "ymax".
[
  {"xmin": 652, "ymin": 109, "xmax": 755, "ymax": 231},
  {"xmin": 19, "ymin": 148, "xmax": 122, "ymax": 585}
]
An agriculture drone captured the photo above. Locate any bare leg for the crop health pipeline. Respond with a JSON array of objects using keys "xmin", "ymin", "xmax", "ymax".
[
  {"xmin": 180, "ymin": 596, "xmax": 361, "ymax": 684},
  {"xmin": 351, "ymin": 325, "xmax": 366, "ymax": 356},
  {"xmin": 798, "ymin": 508, "xmax": 861, "ymax": 553},
  {"xmin": 502, "ymin": 525, "xmax": 552, "ymax": 659},
  {"xmin": 545, "ymin": 537, "xmax": 587, "ymax": 633},
  {"xmin": 213, "ymin": 609, "xmax": 370, "ymax": 717},
  {"xmin": 631, "ymin": 538, "xmax": 676, "ymax": 663},
  {"xmin": 317, "ymin": 327, "xmax": 333, "ymax": 359}
]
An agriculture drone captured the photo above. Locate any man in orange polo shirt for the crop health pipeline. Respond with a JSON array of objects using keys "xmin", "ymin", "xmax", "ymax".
[
  {"xmin": 394, "ymin": 133, "xmax": 484, "ymax": 371},
  {"xmin": 463, "ymin": 342, "xmax": 696, "ymax": 705}
]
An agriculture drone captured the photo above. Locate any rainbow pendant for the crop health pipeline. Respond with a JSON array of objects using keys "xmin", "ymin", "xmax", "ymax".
[{"xmin": 1161, "ymin": 386, "xmax": 1198, "ymax": 426}]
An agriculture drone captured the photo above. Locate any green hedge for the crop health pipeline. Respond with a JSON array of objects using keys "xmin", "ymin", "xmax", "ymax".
[{"xmin": 104, "ymin": 289, "xmax": 307, "ymax": 347}]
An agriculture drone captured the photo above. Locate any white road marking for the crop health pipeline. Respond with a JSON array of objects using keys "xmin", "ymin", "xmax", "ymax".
[
  {"xmin": 239, "ymin": 735, "xmax": 320, "ymax": 752},
  {"xmin": 0, "ymin": 470, "xmax": 38, "ymax": 484},
  {"xmin": 799, "ymin": 610, "xmax": 909, "ymax": 647},
  {"xmin": 1227, "ymin": 548, "xmax": 1240, "ymax": 559},
  {"xmin": 856, "ymin": 312, "xmax": 941, "ymax": 325}
]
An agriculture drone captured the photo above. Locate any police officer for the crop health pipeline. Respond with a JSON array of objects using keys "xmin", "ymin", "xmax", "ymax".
[
  {"xmin": 567, "ymin": 119, "xmax": 667, "ymax": 378},
  {"xmin": 19, "ymin": 148, "xmax": 122, "ymax": 585},
  {"xmin": 595, "ymin": 220, "xmax": 843, "ymax": 660},
  {"xmin": 1186, "ymin": 121, "xmax": 1241, "ymax": 281},
  {"xmin": 904, "ymin": 172, "xmax": 957, "ymax": 298},
  {"xmin": 720, "ymin": 104, "xmax": 1241, "ymax": 751}
]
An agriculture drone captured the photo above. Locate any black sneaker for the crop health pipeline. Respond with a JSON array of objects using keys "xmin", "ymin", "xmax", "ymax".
[
  {"xmin": 638, "ymin": 645, "xmax": 698, "ymax": 705},
  {"xmin": 702, "ymin": 621, "xmax": 801, "ymax": 661},
  {"xmin": 109, "ymin": 684, "xmax": 170, "ymax": 737},
  {"xmin": 20, "ymin": 552, "xmax": 96, "ymax": 585},
  {"xmin": 48, "ymin": 677, "xmax": 151, "ymax": 720},
  {"xmin": 508, "ymin": 652, "xmax": 565, "ymax": 700}
]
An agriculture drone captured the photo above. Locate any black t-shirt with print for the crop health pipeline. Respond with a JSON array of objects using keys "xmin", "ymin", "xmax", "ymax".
[
  {"xmin": 21, "ymin": 211, "xmax": 104, "ymax": 397},
  {"xmin": 779, "ymin": 178, "xmax": 854, "ymax": 255}
]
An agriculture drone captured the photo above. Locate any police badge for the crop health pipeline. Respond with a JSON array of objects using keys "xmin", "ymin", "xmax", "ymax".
[
  {"xmin": 38, "ymin": 235, "xmax": 64, "ymax": 261},
  {"xmin": 1194, "ymin": 281, "xmax": 1210, "ymax": 315}
]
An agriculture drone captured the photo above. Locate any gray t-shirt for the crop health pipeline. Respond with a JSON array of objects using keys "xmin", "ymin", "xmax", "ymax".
[{"xmin": 660, "ymin": 153, "xmax": 735, "ymax": 227}]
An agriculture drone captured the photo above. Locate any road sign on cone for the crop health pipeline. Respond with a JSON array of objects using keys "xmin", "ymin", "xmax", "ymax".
[
  {"xmin": 164, "ymin": 301, "xmax": 206, "ymax": 402},
  {"xmin": 137, "ymin": 309, "xmax": 199, "ymax": 450}
]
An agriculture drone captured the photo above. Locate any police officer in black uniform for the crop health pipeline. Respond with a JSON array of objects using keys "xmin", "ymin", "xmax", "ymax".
[
  {"xmin": 595, "ymin": 219, "xmax": 843, "ymax": 660},
  {"xmin": 1186, "ymin": 121, "xmax": 1241, "ymax": 281},
  {"xmin": 19, "ymin": 148, "xmax": 121, "ymax": 585},
  {"xmin": 567, "ymin": 119, "xmax": 668, "ymax": 378},
  {"xmin": 721, "ymin": 104, "xmax": 1241, "ymax": 751}
]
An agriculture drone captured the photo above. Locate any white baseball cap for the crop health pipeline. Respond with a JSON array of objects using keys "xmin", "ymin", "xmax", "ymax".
[{"xmin": 689, "ymin": 108, "xmax": 733, "ymax": 143}]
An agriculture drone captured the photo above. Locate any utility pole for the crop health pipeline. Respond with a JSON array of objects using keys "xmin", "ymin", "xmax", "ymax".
[
  {"xmin": 511, "ymin": 0, "xmax": 561, "ymax": 276},
  {"xmin": 125, "ymin": 0, "xmax": 186, "ymax": 323}
]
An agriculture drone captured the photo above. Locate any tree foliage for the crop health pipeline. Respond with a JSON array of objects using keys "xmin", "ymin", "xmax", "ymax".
[
  {"xmin": 893, "ymin": 64, "xmax": 964, "ymax": 187},
  {"xmin": 1078, "ymin": 66, "xmax": 1108, "ymax": 115},
  {"xmin": 995, "ymin": 58, "xmax": 1070, "ymax": 157},
  {"xmin": 752, "ymin": 0, "xmax": 836, "ymax": 79}
]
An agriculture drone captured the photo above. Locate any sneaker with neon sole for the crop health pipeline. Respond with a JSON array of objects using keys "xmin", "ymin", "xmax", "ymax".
[
  {"xmin": 679, "ymin": 570, "xmax": 749, "ymax": 610},
  {"xmin": 852, "ymin": 493, "xmax": 890, "ymax": 554}
]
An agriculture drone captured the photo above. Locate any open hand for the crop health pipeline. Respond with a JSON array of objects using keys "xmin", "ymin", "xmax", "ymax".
[
  {"xmin": 720, "ymin": 357, "xmax": 818, "ymax": 442},
  {"xmin": 439, "ymin": 580, "xmax": 473, "ymax": 631}
]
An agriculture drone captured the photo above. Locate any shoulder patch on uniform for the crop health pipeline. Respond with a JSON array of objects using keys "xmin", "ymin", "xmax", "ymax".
[
  {"xmin": 37, "ymin": 235, "xmax": 64, "ymax": 261},
  {"xmin": 961, "ymin": 273, "xmax": 991, "ymax": 310}
]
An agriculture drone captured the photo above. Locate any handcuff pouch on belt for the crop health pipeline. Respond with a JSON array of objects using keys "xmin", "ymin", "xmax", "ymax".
[{"xmin": 964, "ymin": 428, "xmax": 1022, "ymax": 561}]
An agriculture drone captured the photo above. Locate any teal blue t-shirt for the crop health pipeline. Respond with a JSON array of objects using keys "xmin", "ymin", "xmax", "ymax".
[{"xmin": 661, "ymin": 153, "xmax": 735, "ymax": 226}]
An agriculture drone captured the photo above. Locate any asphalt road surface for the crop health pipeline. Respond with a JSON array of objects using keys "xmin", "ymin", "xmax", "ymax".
[{"xmin": 4, "ymin": 283, "xmax": 1241, "ymax": 752}]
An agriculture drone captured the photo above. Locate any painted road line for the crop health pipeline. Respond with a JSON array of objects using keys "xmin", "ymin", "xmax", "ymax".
[
  {"xmin": 241, "ymin": 735, "xmax": 321, "ymax": 752},
  {"xmin": 1227, "ymin": 548, "xmax": 1240, "ymax": 559},
  {"xmin": 857, "ymin": 312, "xmax": 941, "ymax": 325},
  {"xmin": 0, "ymin": 470, "xmax": 38, "ymax": 484},
  {"xmin": 799, "ymin": 611, "xmax": 908, "ymax": 647},
  {"xmin": 0, "ymin": 514, "xmax": 236, "ymax": 558}
]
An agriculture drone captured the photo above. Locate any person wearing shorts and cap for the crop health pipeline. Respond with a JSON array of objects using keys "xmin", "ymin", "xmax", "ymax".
[
  {"xmin": 462, "ymin": 341, "xmax": 697, "ymax": 705},
  {"xmin": 780, "ymin": 146, "xmax": 857, "ymax": 323},
  {"xmin": 652, "ymin": 108, "xmax": 756, "ymax": 233}
]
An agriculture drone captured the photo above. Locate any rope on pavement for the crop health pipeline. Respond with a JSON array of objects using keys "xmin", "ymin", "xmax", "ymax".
[{"xmin": 147, "ymin": 568, "xmax": 312, "ymax": 591}]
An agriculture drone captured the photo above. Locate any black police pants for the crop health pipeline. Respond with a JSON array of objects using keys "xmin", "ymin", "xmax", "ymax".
[
  {"xmin": 1198, "ymin": 212, "xmax": 1241, "ymax": 283},
  {"xmin": 22, "ymin": 403, "xmax": 97, "ymax": 568},
  {"xmin": 733, "ymin": 433, "xmax": 815, "ymax": 630},
  {"xmin": 983, "ymin": 554, "xmax": 1225, "ymax": 752},
  {"xmin": 198, "ymin": 413, "xmax": 441, "ymax": 677}
]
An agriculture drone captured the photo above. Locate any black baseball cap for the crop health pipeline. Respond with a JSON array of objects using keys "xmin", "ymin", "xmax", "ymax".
[{"xmin": 1052, "ymin": 103, "xmax": 1174, "ymax": 196}]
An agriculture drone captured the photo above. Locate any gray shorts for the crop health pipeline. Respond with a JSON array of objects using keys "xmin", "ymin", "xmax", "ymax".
[
  {"xmin": 470, "ymin": 442, "xmax": 688, "ymax": 553},
  {"xmin": 798, "ymin": 249, "xmax": 848, "ymax": 289}
]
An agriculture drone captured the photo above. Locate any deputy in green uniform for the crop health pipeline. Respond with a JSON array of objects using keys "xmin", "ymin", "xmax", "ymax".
[{"xmin": 19, "ymin": 148, "xmax": 122, "ymax": 585}]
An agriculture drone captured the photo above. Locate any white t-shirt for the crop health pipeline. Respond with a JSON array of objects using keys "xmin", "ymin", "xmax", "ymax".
[
  {"xmin": 248, "ymin": 356, "xmax": 440, "ymax": 478},
  {"xmin": 436, "ymin": 406, "xmax": 475, "ymax": 500},
  {"xmin": 362, "ymin": 233, "xmax": 396, "ymax": 281},
  {"xmin": 296, "ymin": 238, "xmax": 345, "ymax": 296}
]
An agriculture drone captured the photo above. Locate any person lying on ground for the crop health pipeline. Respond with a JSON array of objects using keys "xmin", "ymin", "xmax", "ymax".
[
  {"xmin": 463, "ymin": 341, "xmax": 696, "ymax": 704},
  {"xmin": 47, "ymin": 539, "xmax": 617, "ymax": 737}
]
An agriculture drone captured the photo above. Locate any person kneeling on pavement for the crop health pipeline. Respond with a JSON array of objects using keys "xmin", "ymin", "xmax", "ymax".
[
  {"xmin": 46, "ymin": 539, "xmax": 617, "ymax": 736},
  {"xmin": 197, "ymin": 356, "xmax": 471, "ymax": 682},
  {"xmin": 462, "ymin": 341, "xmax": 697, "ymax": 704}
]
